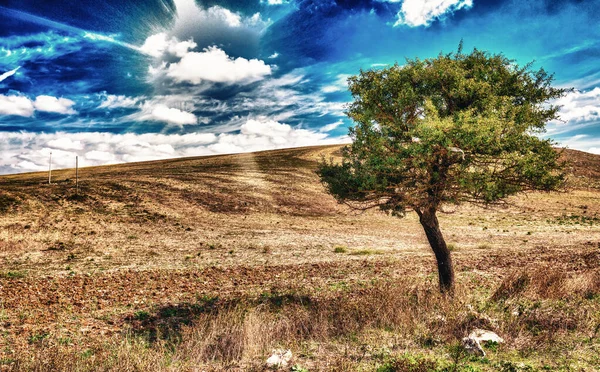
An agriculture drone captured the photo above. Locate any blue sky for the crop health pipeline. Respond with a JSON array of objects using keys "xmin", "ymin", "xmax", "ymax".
[{"xmin": 0, "ymin": 0, "xmax": 599, "ymax": 174}]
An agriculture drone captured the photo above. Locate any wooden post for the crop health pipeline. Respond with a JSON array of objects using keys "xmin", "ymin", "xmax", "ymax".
[
  {"xmin": 76, "ymin": 156, "xmax": 79, "ymax": 196},
  {"xmin": 48, "ymin": 151, "xmax": 52, "ymax": 184}
]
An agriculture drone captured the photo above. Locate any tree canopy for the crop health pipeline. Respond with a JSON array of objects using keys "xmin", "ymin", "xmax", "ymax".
[{"xmin": 317, "ymin": 47, "xmax": 567, "ymax": 293}]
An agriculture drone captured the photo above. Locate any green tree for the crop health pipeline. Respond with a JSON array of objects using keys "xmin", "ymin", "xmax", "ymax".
[{"xmin": 317, "ymin": 47, "xmax": 567, "ymax": 293}]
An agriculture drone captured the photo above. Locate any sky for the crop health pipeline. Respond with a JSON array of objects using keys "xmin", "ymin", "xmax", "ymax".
[{"xmin": 0, "ymin": 0, "xmax": 599, "ymax": 174}]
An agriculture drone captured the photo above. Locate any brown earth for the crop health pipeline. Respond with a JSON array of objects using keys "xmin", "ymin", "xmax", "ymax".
[{"xmin": 0, "ymin": 145, "xmax": 599, "ymax": 371}]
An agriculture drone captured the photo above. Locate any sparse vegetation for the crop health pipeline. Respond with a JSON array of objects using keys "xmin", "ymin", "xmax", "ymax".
[
  {"xmin": 334, "ymin": 245, "xmax": 348, "ymax": 253},
  {"xmin": 0, "ymin": 145, "xmax": 598, "ymax": 370}
]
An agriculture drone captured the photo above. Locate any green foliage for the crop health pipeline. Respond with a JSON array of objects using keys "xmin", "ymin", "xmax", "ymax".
[
  {"xmin": 134, "ymin": 310, "xmax": 151, "ymax": 321},
  {"xmin": 317, "ymin": 47, "xmax": 567, "ymax": 216},
  {"xmin": 333, "ymin": 245, "xmax": 348, "ymax": 253}
]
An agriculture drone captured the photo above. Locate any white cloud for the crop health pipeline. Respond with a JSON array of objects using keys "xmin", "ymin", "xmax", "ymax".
[
  {"xmin": 554, "ymin": 134, "xmax": 600, "ymax": 155},
  {"xmin": 141, "ymin": 0, "xmax": 272, "ymax": 88},
  {"xmin": 319, "ymin": 120, "xmax": 344, "ymax": 132},
  {"xmin": 85, "ymin": 150, "xmax": 116, "ymax": 162},
  {"xmin": 139, "ymin": 32, "xmax": 197, "ymax": 58},
  {"xmin": 394, "ymin": 0, "xmax": 473, "ymax": 27},
  {"xmin": 588, "ymin": 147, "xmax": 600, "ymax": 155},
  {"xmin": 47, "ymin": 137, "xmax": 84, "ymax": 151},
  {"xmin": 34, "ymin": 95, "xmax": 77, "ymax": 115},
  {"xmin": 98, "ymin": 94, "xmax": 140, "ymax": 109},
  {"xmin": 0, "ymin": 94, "xmax": 35, "ymax": 117},
  {"xmin": 172, "ymin": 1, "xmax": 242, "ymax": 32},
  {"xmin": 138, "ymin": 103, "xmax": 197, "ymax": 125},
  {"xmin": 0, "ymin": 120, "xmax": 348, "ymax": 174},
  {"xmin": 166, "ymin": 46, "xmax": 272, "ymax": 85},
  {"xmin": 0, "ymin": 66, "xmax": 20, "ymax": 83},
  {"xmin": 268, "ymin": 52, "xmax": 279, "ymax": 59},
  {"xmin": 555, "ymin": 87, "xmax": 600, "ymax": 123}
]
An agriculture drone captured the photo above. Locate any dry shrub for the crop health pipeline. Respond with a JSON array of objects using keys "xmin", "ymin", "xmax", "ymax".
[
  {"xmin": 492, "ymin": 266, "xmax": 600, "ymax": 301},
  {"xmin": 492, "ymin": 271, "xmax": 531, "ymax": 301},
  {"xmin": 379, "ymin": 356, "xmax": 440, "ymax": 372},
  {"xmin": 14, "ymin": 273, "xmax": 597, "ymax": 371},
  {"xmin": 9, "ymin": 280, "xmax": 466, "ymax": 371}
]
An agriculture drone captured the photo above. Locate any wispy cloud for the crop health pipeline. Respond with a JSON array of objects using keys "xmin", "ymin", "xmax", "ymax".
[
  {"xmin": 0, "ymin": 66, "xmax": 20, "ymax": 82},
  {"xmin": 136, "ymin": 103, "xmax": 197, "ymax": 126}
]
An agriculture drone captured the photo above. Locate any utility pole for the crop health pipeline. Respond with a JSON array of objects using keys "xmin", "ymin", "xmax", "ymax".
[
  {"xmin": 75, "ymin": 156, "xmax": 79, "ymax": 196},
  {"xmin": 48, "ymin": 151, "xmax": 52, "ymax": 184}
]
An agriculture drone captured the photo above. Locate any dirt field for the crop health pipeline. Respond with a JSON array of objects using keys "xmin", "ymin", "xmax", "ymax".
[{"xmin": 0, "ymin": 145, "xmax": 599, "ymax": 371}]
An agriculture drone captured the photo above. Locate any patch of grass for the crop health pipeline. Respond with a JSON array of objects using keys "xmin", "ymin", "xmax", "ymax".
[
  {"xmin": 333, "ymin": 245, "xmax": 348, "ymax": 253},
  {"xmin": 0, "ymin": 270, "xmax": 27, "ymax": 279},
  {"xmin": 349, "ymin": 249, "xmax": 382, "ymax": 256},
  {"xmin": 28, "ymin": 332, "xmax": 49, "ymax": 345},
  {"xmin": 447, "ymin": 243, "xmax": 457, "ymax": 252},
  {"xmin": 134, "ymin": 310, "xmax": 151, "ymax": 321},
  {"xmin": 552, "ymin": 214, "xmax": 600, "ymax": 226}
]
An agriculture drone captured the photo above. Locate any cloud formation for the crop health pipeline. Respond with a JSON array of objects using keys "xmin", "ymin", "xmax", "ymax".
[
  {"xmin": 33, "ymin": 95, "xmax": 77, "ymax": 115},
  {"xmin": 165, "ymin": 46, "xmax": 272, "ymax": 85},
  {"xmin": 0, "ymin": 94, "xmax": 35, "ymax": 117},
  {"xmin": 0, "ymin": 94, "xmax": 76, "ymax": 117},
  {"xmin": 555, "ymin": 87, "xmax": 600, "ymax": 122},
  {"xmin": 394, "ymin": 0, "xmax": 473, "ymax": 27},
  {"xmin": 141, "ymin": 1, "xmax": 273, "ymax": 87}
]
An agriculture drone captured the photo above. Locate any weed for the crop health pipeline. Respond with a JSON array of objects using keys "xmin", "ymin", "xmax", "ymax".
[{"xmin": 28, "ymin": 333, "xmax": 48, "ymax": 344}]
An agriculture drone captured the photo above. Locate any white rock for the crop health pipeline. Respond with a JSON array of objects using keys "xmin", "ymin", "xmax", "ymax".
[
  {"xmin": 462, "ymin": 329, "xmax": 504, "ymax": 357},
  {"xmin": 468, "ymin": 329, "xmax": 504, "ymax": 344},
  {"xmin": 266, "ymin": 349, "xmax": 292, "ymax": 368}
]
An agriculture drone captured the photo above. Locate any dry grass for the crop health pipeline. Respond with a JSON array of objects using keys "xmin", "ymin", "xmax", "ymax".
[{"xmin": 0, "ymin": 145, "xmax": 599, "ymax": 371}]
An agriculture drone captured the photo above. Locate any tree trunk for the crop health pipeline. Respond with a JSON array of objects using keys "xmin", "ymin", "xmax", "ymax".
[{"xmin": 418, "ymin": 207, "xmax": 455, "ymax": 294}]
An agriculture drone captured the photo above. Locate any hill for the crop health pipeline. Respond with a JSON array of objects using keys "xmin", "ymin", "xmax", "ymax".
[{"xmin": 0, "ymin": 145, "xmax": 599, "ymax": 371}]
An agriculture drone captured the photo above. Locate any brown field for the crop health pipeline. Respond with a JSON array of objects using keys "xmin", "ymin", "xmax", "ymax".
[{"xmin": 0, "ymin": 145, "xmax": 599, "ymax": 371}]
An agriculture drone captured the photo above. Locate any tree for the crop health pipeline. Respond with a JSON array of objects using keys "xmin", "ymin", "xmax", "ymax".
[{"xmin": 317, "ymin": 47, "xmax": 567, "ymax": 294}]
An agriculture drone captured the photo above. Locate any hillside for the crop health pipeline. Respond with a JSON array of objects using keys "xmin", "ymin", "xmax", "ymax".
[{"xmin": 0, "ymin": 145, "xmax": 599, "ymax": 371}]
